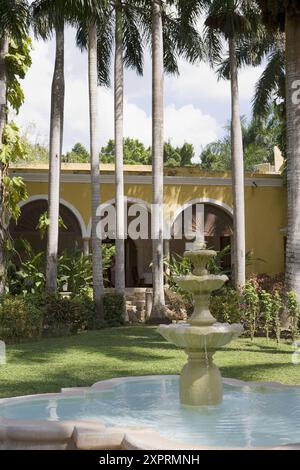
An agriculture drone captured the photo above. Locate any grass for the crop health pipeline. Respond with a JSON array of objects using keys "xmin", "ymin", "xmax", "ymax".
[{"xmin": 0, "ymin": 326, "xmax": 300, "ymax": 398}]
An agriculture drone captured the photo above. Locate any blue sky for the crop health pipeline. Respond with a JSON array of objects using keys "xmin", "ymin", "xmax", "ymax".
[{"xmin": 15, "ymin": 26, "xmax": 264, "ymax": 162}]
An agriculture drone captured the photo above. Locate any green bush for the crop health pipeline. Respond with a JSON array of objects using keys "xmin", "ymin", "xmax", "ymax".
[
  {"xmin": 210, "ymin": 288, "xmax": 242, "ymax": 325},
  {"xmin": 103, "ymin": 294, "xmax": 125, "ymax": 327},
  {"xmin": 165, "ymin": 288, "xmax": 192, "ymax": 321},
  {"xmin": 0, "ymin": 295, "xmax": 43, "ymax": 342},
  {"xmin": 242, "ymin": 282, "xmax": 260, "ymax": 341},
  {"xmin": 7, "ymin": 244, "xmax": 116, "ymax": 296},
  {"xmin": 41, "ymin": 294, "xmax": 94, "ymax": 337},
  {"xmin": 287, "ymin": 291, "xmax": 300, "ymax": 342}
]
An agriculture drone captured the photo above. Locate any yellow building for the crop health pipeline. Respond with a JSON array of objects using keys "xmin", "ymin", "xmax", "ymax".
[{"xmin": 9, "ymin": 163, "xmax": 287, "ymax": 287}]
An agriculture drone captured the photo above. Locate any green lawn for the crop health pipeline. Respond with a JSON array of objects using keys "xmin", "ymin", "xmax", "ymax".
[{"xmin": 0, "ymin": 326, "xmax": 299, "ymax": 398}]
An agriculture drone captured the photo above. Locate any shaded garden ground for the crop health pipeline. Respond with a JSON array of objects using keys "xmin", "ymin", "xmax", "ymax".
[{"xmin": 0, "ymin": 326, "xmax": 299, "ymax": 398}]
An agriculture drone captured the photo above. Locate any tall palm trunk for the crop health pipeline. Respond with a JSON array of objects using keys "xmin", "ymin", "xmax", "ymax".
[
  {"xmin": 46, "ymin": 25, "xmax": 65, "ymax": 293},
  {"xmin": 88, "ymin": 22, "xmax": 104, "ymax": 320},
  {"xmin": 0, "ymin": 33, "xmax": 9, "ymax": 296},
  {"xmin": 114, "ymin": 4, "xmax": 125, "ymax": 297},
  {"xmin": 229, "ymin": 37, "xmax": 246, "ymax": 290},
  {"xmin": 150, "ymin": 0, "xmax": 166, "ymax": 320},
  {"xmin": 285, "ymin": 14, "xmax": 300, "ymax": 299}
]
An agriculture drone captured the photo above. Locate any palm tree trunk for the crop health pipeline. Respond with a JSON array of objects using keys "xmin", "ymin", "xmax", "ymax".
[
  {"xmin": 88, "ymin": 22, "xmax": 104, "ymax": 320},
  {"xmin": 150, "ymin": 0, "xmax": 166, "ymax": 320},
  {"xmin": 114, "ymin": 4, "xmax": 126, "ymax": 298},
  {"xmin": 0, "ymin": 33, "xmax": 9, "ymax": 296},
  {"xmin": 285, "ymin": 14, "xmax": 300, "ymax": 299},
  {"xmin": 46, "ymin": 25, "xmax": 65, "ymax": 293},
  {"xmin": 229, "ymin": 37, "xmax": 246, "ymax": 290}
]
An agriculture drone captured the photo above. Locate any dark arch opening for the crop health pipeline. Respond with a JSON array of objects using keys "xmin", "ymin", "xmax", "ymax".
[{"xmin": 9, "ymin": 200, "xmax": 83, "ymax": 262}]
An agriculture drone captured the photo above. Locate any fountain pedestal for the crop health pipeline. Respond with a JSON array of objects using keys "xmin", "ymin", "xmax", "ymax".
[
  {"xmin": 158, "ymin": 244, "xmax": 243, "ymax": 407},
  {"xmin": 180, "ymin": 350, "xmax": 222, "ymax": 406}
]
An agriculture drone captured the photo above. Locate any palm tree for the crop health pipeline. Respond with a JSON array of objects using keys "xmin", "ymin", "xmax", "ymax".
[
  {"xmin": 256, "ymin": 0, "xmax": 300, "ymax": 299},
  {"xmin": 151, "ymin": 0, "xmax": 165, "ymax": 319},
  {"xmin": 46, "ymin": 23, "xmax": 65, "ymax": 293},
  {"xmin": 0, "ymin": 0, "xmax": 29, "ymax": 295},
  {"xmin": 113, "ymin": 1, "xmax": 143, "ymax": 298},
  {"xmin": 135, "ymin": 0, "xmax": 203, "ymax": 319},
  {"xmin": 114, "ymin": 1, "xmax": 125, "ymax": 296},
  {"xmin": 88, "ymin": 20, "xmax": 105, "ymax": 319},
  {"xmin": 32, "ymin": 1, "xmax": 65, "ymax": 293},
  {"xmin": 202, "ymin": 0, "xmax": 261, "ymax": 290},
  {"xmin": 76, "ymin": 1, "xmax": 144, "ymax": 317}
]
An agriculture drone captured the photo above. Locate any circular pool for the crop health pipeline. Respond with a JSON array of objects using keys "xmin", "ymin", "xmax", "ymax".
[{"xmin": 1, "ymin": 376, "xmax": 300, "ymax": 450}]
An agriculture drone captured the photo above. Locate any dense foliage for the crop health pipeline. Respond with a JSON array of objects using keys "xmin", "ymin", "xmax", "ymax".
[
  {"xmin": 6, "ymin": 245, "xmax": 116, "ymax": 295},
  {"xmin": 0, "ymin": 295, "xmax": 43, "ymax": 342},
  {"xmin": 200, "ymin": 112, "xmax": 284, "ymax": 171}
]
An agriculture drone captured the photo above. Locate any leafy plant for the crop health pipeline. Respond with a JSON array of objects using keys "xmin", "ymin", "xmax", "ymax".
[
  {"xmin": 260, "ymin": 290, "xmax": 274, "ymax": 340},
  {"xmin": 103, "ymin": 293, "xmax": 125, "ymax": 327},
  {"xmin": 273, "ymin": 291, "xmax": 282, "ymax": 344},
  {"xmin": 210, "ymin": 288, "xmax": 242, "ymax": 325},
  {"xmin": 41, "ymin": 294, "xmax": 93, "ymax": 337},
  {"xmin": 0, "ymin": 295, "xmax": 43, "ymax": 342},
  {"xmin": 36, "ymin": 212, "xmax": 67, "ymax": 239},
  {"xmin": 7, "ymin": 244, "xmax": 116, "ymax": 296},
  {"xmin": 243, "ymin": 282, "xmax": 260, "ymax": 341},
  {"xmin": 287, "ymin": 291, "xmax": 300, "ymax": 342},
  {"xmin": 6, "ymin": 252, "xmax": 45, "ymax": 295},
  {"xmin": 207, "ymin": 244, "xmax": 232, "ymax": 275}
]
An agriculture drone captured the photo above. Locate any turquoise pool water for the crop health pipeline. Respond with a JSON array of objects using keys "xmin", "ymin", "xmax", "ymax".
[{"xmin": 1, "ymin": 376, "xmax": 300, "ymax": 448}]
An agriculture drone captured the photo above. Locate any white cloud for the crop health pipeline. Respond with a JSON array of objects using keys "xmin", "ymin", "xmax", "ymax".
[
  {"xmin": 64, "ymin": 83, "xmax": 218, "ymax": 157},
  {"xmin": 168, "ymin": 59, "xmax": 264, "ymax": 104},
  {"xmin": 16, "ymin": 35, "xmax": 220, "ymax": 159},
  {"xmin": 165, "ymin": 104, "xmax": 219, "ymax": 156},
  {"xmin": 14, "ymin": 39, "xmax": 54, "ymax": 143}
]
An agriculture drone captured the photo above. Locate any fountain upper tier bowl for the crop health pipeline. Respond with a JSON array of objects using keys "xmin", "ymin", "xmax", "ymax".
[
  {"xmin": 158, "ymin": 323, "xmax": 243, "ymax": 351},
  {"xmin": 174, "ymin": 274, "xmax": 228, "ymax": 296}
]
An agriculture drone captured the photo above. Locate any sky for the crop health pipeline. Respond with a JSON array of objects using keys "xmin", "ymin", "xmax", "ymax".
[{"xmin": 15, "ymin": 27, "xmax": 264, "ymax": 162}]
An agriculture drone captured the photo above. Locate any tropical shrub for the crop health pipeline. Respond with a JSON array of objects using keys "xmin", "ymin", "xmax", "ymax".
[
  {"xmin": 164, "ymin": 254, "xmax": 192, "ymax": 295},
  {"xmin": 41, "ymin": 294, "xmax": 93, "ymax": 337},
  {"xmin": 273, "ymin": 292, "xmax": 282, "ymax": 344},
  {"xmin": 0, "ymin": 295, "xmax": 43, "ymax": 342},
  {"xmin": 260, "ymin": 290, "xmax": 274, "ymax": 340},
  {"xmin": 287, "ymin": 291, "xmax": 300, "ymax": 342},
  {"xmin": 164, "ymin": 288, "xmax": 192, "ymax": 321},
  {"xmin": 103, "ymin": 293, "xmax": 125, "ymax": 327},
  {"xmin": 6, "ymin": 244, "xmax": 116, "ymax": 296},
  {"xmin": 210, "ymin": 288, "xmax": 242, "ymax": 325},
  {"xmin": 242, "ymin": 282, "xmax": 260, "ymax": 341}
]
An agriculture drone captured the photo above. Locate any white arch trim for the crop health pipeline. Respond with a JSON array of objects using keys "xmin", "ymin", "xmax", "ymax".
[
  {"xmin": 86, "ymin": 196, "xmax": 152, "ymax": 237},
  {"xmin": 170, "ymin": 198, "xmax": 234, "ymax": 228},
  {"xmin": 18, "ymin": 195, "xmax": 89, "ymax": 238}
]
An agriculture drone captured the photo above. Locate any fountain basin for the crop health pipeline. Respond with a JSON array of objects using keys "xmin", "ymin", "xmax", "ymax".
[
  {"xmin": 1, "ymin": 376, "xmax": 300, "ymax": 450},
  {"xmin": 174, "ymin": 275, "xmax": 228, "ymax": 295},
  {"xmin": 158, "ymin": 323, "xmax": 243, "ymax": 350}
]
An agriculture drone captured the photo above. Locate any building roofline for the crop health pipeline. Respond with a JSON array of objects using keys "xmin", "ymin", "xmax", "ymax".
[{"xmin": 9, "ymin": 163, "xmax": 283, "ymax": 179}]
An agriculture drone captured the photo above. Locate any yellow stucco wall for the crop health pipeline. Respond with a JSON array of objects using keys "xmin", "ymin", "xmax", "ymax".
[{"xmin": 11, "ymin": 164, "xmax": 287, "ymax": 277}]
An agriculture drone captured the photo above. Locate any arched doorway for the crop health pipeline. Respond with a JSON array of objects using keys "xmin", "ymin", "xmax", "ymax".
[
  {"xmin": 170, "ymin": 203, "xmax": 233, "ymax": 271},
  {"xmin": 9, "ymin": 199, "xmax": 83, "ymax": 262},
  {"xmin": 97, "ymin": 199, "xmax": 152, "ymax": 288}
]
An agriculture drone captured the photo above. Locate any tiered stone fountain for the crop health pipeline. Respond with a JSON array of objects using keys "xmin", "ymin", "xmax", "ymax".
[{"xmin": 158, "ymin": 242, "xmax": 243, "ymax": 407}]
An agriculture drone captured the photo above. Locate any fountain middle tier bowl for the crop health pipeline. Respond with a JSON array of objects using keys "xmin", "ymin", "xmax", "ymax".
[
  {"xmin": 158, "ymin": 323, "xmax": 244, "ymax": 351},
  {"xmin": 174, "ymin": 274, "xmax": 228, "ymax": 295}
]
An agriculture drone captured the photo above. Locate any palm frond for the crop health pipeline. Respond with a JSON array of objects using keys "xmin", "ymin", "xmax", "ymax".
[
  {"xmin": 122, "ymin": 4, "xmax": 144, "ymax": 75},
  {"xmin": 0, "ymin": 0, "xmax": 30, "ymax": 39},
  {"xmin": 253, "ymin": 48, "xmax": 285, "ymax": 118}
]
